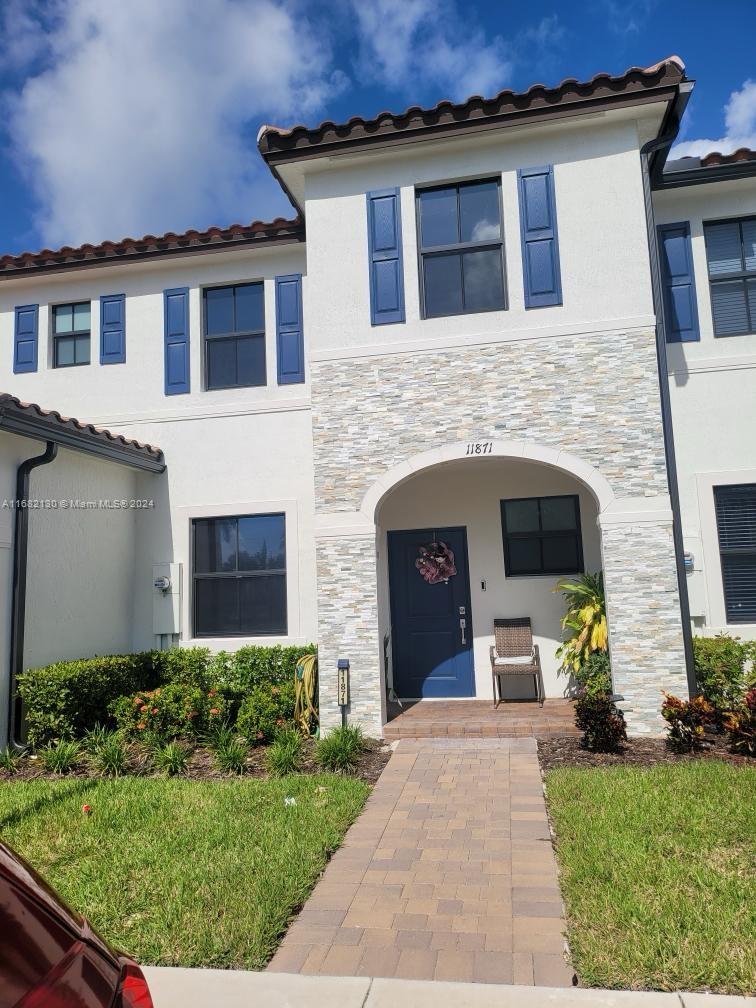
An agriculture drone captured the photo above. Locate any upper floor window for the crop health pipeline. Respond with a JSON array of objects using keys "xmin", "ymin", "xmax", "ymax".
[
  {"xmin": 53, "ymin": 302, "xmax": 90, "ymax": 367},
  {"xmin": 416, "ymin": 179, "xmax": 506, "ymax": 319},
  {"xmin": 501, "ymin": 494, "xmax": 583, "ymax": 577},
  {"xmin": 704, "ymin": 217, "xmax": 756, "ymax": 337},
  {"xmin": 193, "ymin": 512, "xmax": 287, "ymax": 637},
  {"xmin": 204, "ymin": 282, "xmax": 265, "ymax": 390}
]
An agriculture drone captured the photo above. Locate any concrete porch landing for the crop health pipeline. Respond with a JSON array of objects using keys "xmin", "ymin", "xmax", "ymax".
[{"xmin": 383, "ymin": 699, "xmax": 577, "ymax": 740}]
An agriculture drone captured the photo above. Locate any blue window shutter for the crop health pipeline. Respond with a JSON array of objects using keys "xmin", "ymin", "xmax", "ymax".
[
  {"xmin": 658, "ymin": 222, "xmax": 700, "ymax": 343},
  {"xmin": 276, "ymin": 274, "xmax": 304, "ymax": 384},
  {"xmin": 517, "ymin": 165, "xmax": 562, "ymax": 308},
  {"xmin": 14, "ymin": 304, "xmax": 38, "ymax": 374},
  {"xmin": 366, "ymin": 188, "xmax": 405, "ymax": 325},
  {"xmin": 100, "ymin": 293, "xmax": 126, "ymax": 364},
  {"xmin": 163, "ymin": 287, "xmax": 190, "ymax": 394}
]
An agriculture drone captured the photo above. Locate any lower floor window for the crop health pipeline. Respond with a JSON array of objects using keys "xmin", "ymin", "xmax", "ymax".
[
  {"xmin": 714, "ymin": 484, "xmax": 756, "ymax": 623},
  {"xmin": 501, "ymin": 494, "xmax": 583, "ymax": 576},
  {"xmin": 192, "ymin": 513, "xmax": 287, "ymax": 636}
]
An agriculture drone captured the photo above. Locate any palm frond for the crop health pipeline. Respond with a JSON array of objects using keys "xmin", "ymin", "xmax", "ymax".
[{"xmin": 554, "ymin": 571, "xmax": 607, "ymax": 673}]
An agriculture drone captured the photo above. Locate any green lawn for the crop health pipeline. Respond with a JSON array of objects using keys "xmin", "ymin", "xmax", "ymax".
[
  {"xmin": 0, "ymin": 775, "xmax": 368, "ymax": 969},
  {"xmin": 545, "ymin": 761, "xmax": 756, "ymax": 994}
]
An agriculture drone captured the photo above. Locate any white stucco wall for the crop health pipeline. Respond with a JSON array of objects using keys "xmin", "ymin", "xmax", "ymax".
[
  {"xmin": 0, "ymin": 433, "xmax": 146, "ymax": 748},
  {"xmin": 23, "ymin": 447, "xmax": 139, "ymax": 668},
  {"xmin": 0, "ymin": 243, "xmax": 318, "ymax": 653},
  {"xmin": 303, "ymin": 113, "xmax": 656, "ymax": 360},
  {"xmin": 376, "ymin": 457, "xmax": 601, "ymax": 699},
  {"xmin": 0, "ymin": 243, "xmax": 307, "ymax": 419},
  {"xmin": 124, "ymin": 408, "xmax": 317, "ymax": 652},
  {"xmin": 655, "ymin": 176, "xmax": 756, "ymax": 638}
]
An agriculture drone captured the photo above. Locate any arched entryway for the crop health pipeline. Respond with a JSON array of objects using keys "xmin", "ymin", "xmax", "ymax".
[
  {"xmin": 314, "ymin": 438, "xmax": 688, "ymax": 737},
  {"xmin": 375, "ymin": 452, "xmax": 601, "ymax": 704}
]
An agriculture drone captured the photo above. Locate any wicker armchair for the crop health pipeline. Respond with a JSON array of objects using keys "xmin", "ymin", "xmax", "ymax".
[{"xmin": 490, "ymin": 617, "xmax": 544, "ymax": 708}]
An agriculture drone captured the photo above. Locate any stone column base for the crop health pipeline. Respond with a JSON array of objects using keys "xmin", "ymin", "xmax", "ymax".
[
  {"xmin": 600, "ymin": 501, "xmax": 688, "ymax": 735},
  {"xmin": 315, "ymin": 530, "xmax": 384, "ymax": 737}
]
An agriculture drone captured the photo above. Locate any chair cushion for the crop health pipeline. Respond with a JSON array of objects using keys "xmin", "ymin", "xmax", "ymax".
[{"xmin": 494, "ymin": 655, "xmax": 533, "ymax": 666}]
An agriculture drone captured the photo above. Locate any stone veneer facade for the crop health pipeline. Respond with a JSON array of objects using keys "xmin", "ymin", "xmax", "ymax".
[{"xmin": 311, "ymin": 325, "xmax": 689, "ymax": 736}]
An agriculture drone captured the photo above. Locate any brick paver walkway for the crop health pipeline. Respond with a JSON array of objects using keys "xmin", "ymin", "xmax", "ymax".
[
  {"xmin": 268, "ymin": 738, "xmax": 574, "ymax": 986},
  {"xmin": 384, "ymin": 698, "xmax": 578, "ymax": 739}
]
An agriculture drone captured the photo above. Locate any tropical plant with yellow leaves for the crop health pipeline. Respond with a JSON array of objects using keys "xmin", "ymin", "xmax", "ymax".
[{"xmin": 554, "ymin": 571, "xmax": 608, "ymax": 673}]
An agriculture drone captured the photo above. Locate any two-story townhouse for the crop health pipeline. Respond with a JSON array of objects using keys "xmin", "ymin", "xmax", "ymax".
[{"xmin": 0, "ymin": 54, "xmax": 754, "ymax": 747}]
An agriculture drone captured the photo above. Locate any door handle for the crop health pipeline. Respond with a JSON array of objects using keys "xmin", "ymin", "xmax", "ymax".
[{"xmin": 459, "ymin": 618, "xmax": 467, "ymax": 645}]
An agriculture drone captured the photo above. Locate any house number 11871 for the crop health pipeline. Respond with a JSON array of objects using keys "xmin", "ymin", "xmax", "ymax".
[{"xmin": 465, "ymin": 441, "xmax": 493, "ymax": 456}]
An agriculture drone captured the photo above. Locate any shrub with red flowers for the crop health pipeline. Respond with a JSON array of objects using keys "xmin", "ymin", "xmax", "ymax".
[
  {"xmin": 110, "ymin": 682, "xmax": 230, "ymax": 740},
  {"xmin": 236, "ymin": 681, "xmax": 296, "ymax": 744},
  {"xmin": 723, "ymin": 689, "xmax": 756, "ymax": 757},
  {"xmin": 660, "ymin": 692, "xmax": 714, "ymax": 751}
]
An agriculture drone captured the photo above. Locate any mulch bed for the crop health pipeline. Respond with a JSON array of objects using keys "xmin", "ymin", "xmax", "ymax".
[
  {"xmin": 0, "ymin": 737, "xmax": 392, "ymax": 786},
  {"xmin": 538, "ymin": 732, "xmax": 755, "ymax": 771}
]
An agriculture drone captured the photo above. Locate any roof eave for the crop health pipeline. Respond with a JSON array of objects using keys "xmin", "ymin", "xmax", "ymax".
[
  {"xmin": 657, "ymin": 159, "xmax": 756, "ymax": 189},
  {"xmin": 259, "ymin": 84, "xmax": 681, "ymax": 167},
  {"xmin": 0, "ymin": 402, "xmax": 165, "ymax": 473},
  {"xmin": 0, "ymin": 222, "xmax": 305, "ymax": 282}
]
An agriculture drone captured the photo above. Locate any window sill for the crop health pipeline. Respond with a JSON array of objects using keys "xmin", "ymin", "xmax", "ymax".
[
  {"xmin": 504, "ymin": 571, "xmax": 584, "ymax": 580},
  {"xmin": 421, "ymin": 305, "xmax": 508, "ymax": 322},
  {"xmin": 182, "ymin": 634, "xmax": 298, "ymax": 649},
  {"xmin": 204, "ymin": 382, "xmax": 267, "ymax": 392}
]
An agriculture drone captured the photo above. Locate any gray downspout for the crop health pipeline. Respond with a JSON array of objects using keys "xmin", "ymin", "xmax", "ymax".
[
  {"xmin": 639, "ymin": 135, "xmax": 697, "ymax": 697},
  {"xmin": 8, "ymin": 441, "xmax": 58, "ymax": 747}
]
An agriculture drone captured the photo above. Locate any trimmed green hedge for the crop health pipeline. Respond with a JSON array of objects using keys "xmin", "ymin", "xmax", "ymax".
[
  {"xmin": 18, "ymin": 653, "xmax": 161, "ymax": 749},
  {"xmin": 18, "ymin": 644, "xmax": 316, "ymax": 749}
]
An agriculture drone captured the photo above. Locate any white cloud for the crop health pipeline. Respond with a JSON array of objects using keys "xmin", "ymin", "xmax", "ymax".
[
  {"xmin": 672, "ymin": 80, "xmax": 756, "ymax": 158},
  {"xmin": 0, "ymin": 0, "xmax": 52, "ymax": 72},
  {"xmin": 599, "ymin": 0, "xmax": 656, "ymax": 36},
  {"xmin": 5, "ymin": 0, "xmax": 345, "ymax": 247},
  {"xmin": 349, "ymin": 1, "xmax": 565, "ymax": 102}
]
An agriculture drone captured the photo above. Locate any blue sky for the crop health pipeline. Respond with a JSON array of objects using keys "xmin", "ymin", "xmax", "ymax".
[{"xmin": 0, "ymin": 0, "xmax": 754, "ymax": 256}]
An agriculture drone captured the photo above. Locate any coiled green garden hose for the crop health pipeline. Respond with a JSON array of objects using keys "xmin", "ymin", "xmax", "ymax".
[{"xmin": 294, "ymin": 653, "xmax": 319, "ymax": 737}]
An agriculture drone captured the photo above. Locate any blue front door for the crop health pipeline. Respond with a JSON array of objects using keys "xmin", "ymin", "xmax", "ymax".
[{"xmin": 387, "ymin": 526, "xmax": 474, "ymax": 698}]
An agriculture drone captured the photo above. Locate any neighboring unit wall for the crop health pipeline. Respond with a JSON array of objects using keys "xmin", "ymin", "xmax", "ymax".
[
  {"xmin": 0, "ymin": 244, "xmax": 307, "ymax": 418},
  {"xmin": 656, "ymin": 177, "xmax": 756, "ymax": 639},
  {"xmin": 0, "ymin": 243, "xmax": 318, "ymax": 655},
  {"xmin": 23, "ymin": 448, "xmax": 139, "ymax": 669},
  {"xmin": 123, "ymin": 408, "xmax": 318, "ymax": 652},
  {"xmin": 0, "ymin": 434, "xmax": 147, "ymax": 748}
]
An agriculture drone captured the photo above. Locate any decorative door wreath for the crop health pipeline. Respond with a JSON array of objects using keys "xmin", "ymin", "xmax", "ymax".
[{"xmin": 415, "ymin": 541, "xmax": 457, "ymax": 584}]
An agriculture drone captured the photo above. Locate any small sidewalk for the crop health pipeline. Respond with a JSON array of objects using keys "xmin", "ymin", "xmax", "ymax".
[
  {"xmin": 143, "ymin": 969, "xmax": 755, "ymax": 1008},
  {"xmin": 268, "ymin": 737, "xmax": 572, "ymax": 985}
]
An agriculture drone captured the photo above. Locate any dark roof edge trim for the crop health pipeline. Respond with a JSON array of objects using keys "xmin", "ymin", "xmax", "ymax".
[
  {"xmin": 0, "ymin": 229, "xmax": 304, "ymax": 281},
  {"xmin": 258, "ymin": 57, "xmax": 687, "ymax": 165},
  {"xmin": 656, "ymin": 159, "xmax": 756, "ymax": 190},
  {"xmin": 0, "ymin": 219, "xmax": 305, "ymax": 281},
  {"xmin": 0, "ymin": 403, "xmax": 165, "ymax": 473},
  {"xmin": 648, "ymin": 80, "xmax": 694, "ymax": 187},
  {"xmin": 261, "ymin": 86, "xmax": 680, "ymax": 166}
]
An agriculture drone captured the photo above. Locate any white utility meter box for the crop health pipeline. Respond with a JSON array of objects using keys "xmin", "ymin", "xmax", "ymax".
[{"xmin": 153, "ymin": 562, "xmax": 182, "ymax": 635}]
